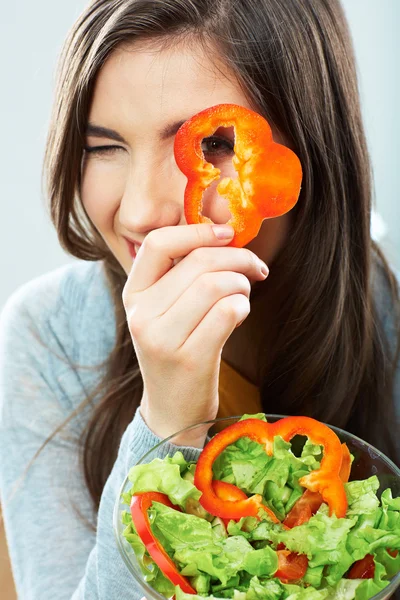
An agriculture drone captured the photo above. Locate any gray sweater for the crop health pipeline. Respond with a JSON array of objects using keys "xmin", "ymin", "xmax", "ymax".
[{"xmin": 0, "ymin": 259, "xmax": 398, "ymax": 599}]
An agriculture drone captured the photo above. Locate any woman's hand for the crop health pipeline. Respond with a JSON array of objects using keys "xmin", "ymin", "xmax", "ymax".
[{"xmin": 122, "ymin": 223, "xmax": 268, "ymax": 446}]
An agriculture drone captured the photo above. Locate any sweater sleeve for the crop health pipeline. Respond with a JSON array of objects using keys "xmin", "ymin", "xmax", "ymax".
[
  {"xmin": 71, "ymin": 410, "xmax": 201, "ymax": 600},
  {"xmin": 0, "ymin": 268, "xmax": 201, "ymax": 600}
]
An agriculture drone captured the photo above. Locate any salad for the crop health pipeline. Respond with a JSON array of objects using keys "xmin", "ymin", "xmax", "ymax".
[{"xmin": 120, "ymin": 414, "xmax": 400, "ymax": 600}]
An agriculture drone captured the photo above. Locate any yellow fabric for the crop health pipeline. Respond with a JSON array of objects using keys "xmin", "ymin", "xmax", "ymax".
[{"xmin": 217, "ymin": 359, "xmax": 261, "ymax": 419}]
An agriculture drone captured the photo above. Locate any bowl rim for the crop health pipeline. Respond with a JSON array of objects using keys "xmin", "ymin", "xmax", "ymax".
[{"xmin": 113, "ymin": 413, "xmax": 400, "ymax": 600}]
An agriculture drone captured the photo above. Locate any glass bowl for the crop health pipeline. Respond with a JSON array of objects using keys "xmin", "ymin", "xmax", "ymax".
[{"xmin": 113, "ymin": 414, "xmax": 400, "ymax": 600}]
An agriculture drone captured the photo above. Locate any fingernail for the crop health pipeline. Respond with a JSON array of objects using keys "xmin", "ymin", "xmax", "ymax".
[
  {"xmin": 212, "ymin": 224, "xmax": 234, "ymax": 240},
  {"xmin": 260, "ymin": 262, "xmax": 269, "ymax": 277}
]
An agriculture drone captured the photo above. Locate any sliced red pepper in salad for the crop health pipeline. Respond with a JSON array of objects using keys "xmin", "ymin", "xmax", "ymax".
[
  {"xmin": 283, "ymin": 443, "xmax": 351, "ymax": 528},
  {"xmin": 130, "ymin": 492, "xmax": 196, "ymax": 594},
  {"xmin": 212, "ymin": 480, "xmax": 248, "ymax": 528},
  {"xmin": 213, "ymin": 479, "xmax": 309, "ymax": 581},
  {"xmin": 174, "ymin": 103, "xmax": 302, "ymax": 248},
  {"xmin": 194, "ymin": 416, "xmax": 348, "ymax": 521},
  {"xmin": 127, "ymin": 420, "xmax": 370, "ymax": 594}
]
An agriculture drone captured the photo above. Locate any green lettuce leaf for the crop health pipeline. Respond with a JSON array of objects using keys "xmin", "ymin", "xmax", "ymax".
[
  {"xmin": 121, "ymin": 413, "xmax": 400, "ymax": 600},
  {"xmin": 378, "ymin": 488, "xmax": 400, "ymax": 532},
  {"xmin": 347, "ymin": 523, "xmax": 400, "ymax": 562},
  {"xmin": 121, "ymin": 516, "xmax": 175, "ymax": 597},
  {"xmin": 374, "ymin": 547, "xmax": 400, "ymax": 579},
  {"xmin": 243, "ymin": 546, "xmax": 278, "ymax": 577},
  {"xmin": 354, "ymin": 560, "xmax": 389, "ymax": 599},
  {"xmin": 269, "ymin": 505, "xmax": 356, "ymax": 568},
  {"xmin": 282, "ymin": 583, "xmax": 328, "ymax": 599},
  {"xmin": 344, "ymin": 477, "xmax": 380, "ymax": 516},
  {"xmin": 246, "ymin": 576, "xmax": 283, "ymax": 600},
  {"xmin": 239, "ymin": 413, "xmax": 268, "ymax": 422},
  {"xmin": 303, "ymin": 565, "xmax": 324, "ymax": 588},
  {"xmin": 324, "ymin": 579, "xmax": 363, "ymax": 599},
  {"xmin": 126, "ymin": 452, "xmax": 201, "ymax": 508}
]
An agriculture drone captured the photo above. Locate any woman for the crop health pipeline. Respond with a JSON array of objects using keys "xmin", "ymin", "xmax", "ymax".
[{"xmin": 0, "ymin": 0, "xmax": 399, "ymax": 598}]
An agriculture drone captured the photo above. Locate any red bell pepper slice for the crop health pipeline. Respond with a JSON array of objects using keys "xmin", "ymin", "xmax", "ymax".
[
  {"xmin": 275, "ymin": 550, "xmax": 309, "ymax": 583},
  {"xmin": 283, "ymin": 443, "xmax": 351, "ymax": 528},
  {"xmin": 194, "ymin": 419, "xmax": 279, "ymax": 521},
  {"xmin": 339, "ymin": 443, "xmax": 352, "ymax": 483},
  {"xmin": 130, "ymin": 492, "xmax": 196, "ymax": 594},
  {"xmin": 174, "ymin": 104, "xmax": 302, "ymax": 248},
  {"xmin": 212, "ymin": 480, "xmax": 248, "ymax": 528},
  {"xmin": 213, "ymin": 478, "xmax": 279, "ymax": 525},
  {"xmin": 213, "ymin": 480, "xmax": 307, "ymax": 580},
  {"xmin": 194, "ymin": 417, "xmax": 348, "ymax": 521}
]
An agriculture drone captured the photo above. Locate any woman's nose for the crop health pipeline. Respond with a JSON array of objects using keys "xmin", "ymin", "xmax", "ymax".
[{"xmin": 118, "ymin": 160, "xmax": 185, "ymax": 234}]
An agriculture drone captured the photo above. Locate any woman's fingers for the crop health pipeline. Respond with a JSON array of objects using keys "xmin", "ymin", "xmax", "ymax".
[
  {"xmin": 150, "ymin": 271, "xmax": 251, "ymax": 350},
  {"xmin": 126, "ymin": 223, "xmax": 235, "ymax": 293},
  {"xmin": 184, "ymin": 293, "xmax": 251, "ymax": 356},
  {"xmin": 130, "ymin": 245, "xmax": 267, "ymax": 318},
  {"xmin": 121, "ymin": 222, "xmax": 268, "ymax": 438}
]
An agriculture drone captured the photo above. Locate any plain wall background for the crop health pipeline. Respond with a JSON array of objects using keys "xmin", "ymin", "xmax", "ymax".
[{"xmin": 1, "ymin": 0, "xmax": 399, "ymax": 309}]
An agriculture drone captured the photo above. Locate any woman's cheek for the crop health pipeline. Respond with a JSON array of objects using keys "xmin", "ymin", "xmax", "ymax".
[
  {"xmin": 80, "ymin": 158, "xmax": 127, "ymax": 233},
  {"xmin": 201, "ymin": 181, "xmax": 232, "ymax": 224},
  {"xmin": 200, "ymin": 156, "xmax": 236, "ymax": 224}
]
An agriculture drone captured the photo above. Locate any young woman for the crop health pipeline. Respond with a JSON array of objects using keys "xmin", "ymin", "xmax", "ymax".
[{"xmin": 0, "ymin": 0, "xmax": 399, "ymax": 598}]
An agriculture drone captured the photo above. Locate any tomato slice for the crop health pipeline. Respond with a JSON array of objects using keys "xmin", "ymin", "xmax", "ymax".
[
  {"xmin": 284, "ymin": 443, "xmax": 352, "ymax": 529},
  {"xmin": 347, "ymin": 554, "xmax": 375, "ymax": 579},
  {"xmin": 130, "ymin": 492, "xmax": 196, "ymax": 594},
  {"xmin": 348, "ymin": 550, "xmax": 398, "ymax": 580},
  {"xmin": 275, "ymin": 550, "xmax": 308, "ymax": 583},
  {"xmin": 283, "ymin": 490, "xmax": 320, "ymax": 528}
]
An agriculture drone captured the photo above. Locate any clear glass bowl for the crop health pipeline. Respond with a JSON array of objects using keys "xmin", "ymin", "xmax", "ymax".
[{"xmin": 113, "ymin": 415, "xmax": 400, "ymax": 600}]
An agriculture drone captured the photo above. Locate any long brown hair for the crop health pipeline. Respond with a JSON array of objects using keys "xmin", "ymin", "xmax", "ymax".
[{"xmin": 43, "ymin": 0, "xmax": 400, "ymax": 519}]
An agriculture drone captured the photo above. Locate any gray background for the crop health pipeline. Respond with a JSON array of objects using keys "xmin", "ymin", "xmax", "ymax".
[{"xmin": 1, "ymin": 0, "xmax": 399, "ymax": 309}]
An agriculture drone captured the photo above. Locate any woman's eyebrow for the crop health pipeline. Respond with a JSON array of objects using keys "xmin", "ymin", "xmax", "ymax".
[
  {"xmin": 85, "ymin": 119, "xmax": 187, "ymax": 142},
  {"xmin": 159, "ymin": 120, "xmax": 186, "ymax": 140},
  {"xmin": 85, "ymin": 123, "xmax": 127, "ymax": 143}
]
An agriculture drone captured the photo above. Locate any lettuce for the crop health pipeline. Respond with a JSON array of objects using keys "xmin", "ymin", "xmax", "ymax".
[
  {"xmin": 121, "ymin": 414, "xmax": 400, "ymax": 600},
  {"xmin": 125, "ymin": 452, "xmax": 200, "ymax": 508},
  {"xmin": 269, "ymin": 505, "xmax": 356, "ymax": 567}
]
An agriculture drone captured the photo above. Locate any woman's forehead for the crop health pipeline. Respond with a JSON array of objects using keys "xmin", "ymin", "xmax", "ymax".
[{"xmin": 87, "ymin": 42, "xmax": 252, "ymax": 139}]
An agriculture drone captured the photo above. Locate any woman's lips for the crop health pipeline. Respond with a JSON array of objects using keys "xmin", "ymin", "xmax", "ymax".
[{"xmin": 125, "ymin": 238, "xmax": 141, "ymax": 259}]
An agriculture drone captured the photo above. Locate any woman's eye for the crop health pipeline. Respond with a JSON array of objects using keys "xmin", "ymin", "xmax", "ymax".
[
  {"xmin": 201, "ymin": 136, "xmax": 234, "ymax": 158},
  {"xmin": 83, "ymin": 145, "xmax": 125, "ymax": 157}
]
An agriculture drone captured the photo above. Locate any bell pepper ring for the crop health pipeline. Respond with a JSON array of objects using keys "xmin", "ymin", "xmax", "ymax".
[
  {"xmin": 193, "ymin": 416, "xmax": 348, "ymax": 520},
  {"xmin": 212, "ymin": 479, "xmax": 278, "ymax": 526},
  {"xmin": 130, "ymin": 492, "xmax": 196, "ymax": 594},
  {"xmin": 283, "ymin": 443, "xmax": 351, "ymax": 528},
  {"xmin": 174, "ymin": 103, "xmax": 303, "ymax": 248},
  {"xmin": 213, "ymin": 479, "xmax": 306, "ymax": 580},
  {"xmin": 338, "ymin": 442, "xmax": 352, "ymax": 483},
  {"xmin": 212, "ymin": 480, "xmax": 249, "ymax": 528}
]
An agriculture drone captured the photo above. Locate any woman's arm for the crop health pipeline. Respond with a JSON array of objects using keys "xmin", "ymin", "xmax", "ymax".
[
  {"xmin": 0, "ymin": 272, "xmax": 200, "ymax": 600},
  {"xmin": 71, "ymin": 409, "xmax": 201, "ymax": 599}
]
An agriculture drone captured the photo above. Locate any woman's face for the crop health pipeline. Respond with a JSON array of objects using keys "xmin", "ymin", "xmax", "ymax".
[{"xmin": 81, "ymin": 41, "xmax": 291, "ymax": 275}]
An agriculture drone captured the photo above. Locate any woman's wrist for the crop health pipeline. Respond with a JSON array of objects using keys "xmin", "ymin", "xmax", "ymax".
[{"xmin": 139, "ymin": 398, "xmax": 209, "ymax": 449}]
